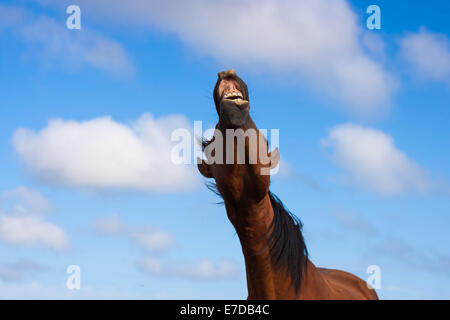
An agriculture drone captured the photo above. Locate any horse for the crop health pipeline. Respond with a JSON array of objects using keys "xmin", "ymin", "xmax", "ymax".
[{"xmin": 197, "ymin": 69, "xmax": 378, "ymax": 300}]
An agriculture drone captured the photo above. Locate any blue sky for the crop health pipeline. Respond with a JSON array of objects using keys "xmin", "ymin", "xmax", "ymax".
[{"xmin": 0, "ymin": 0, "xmax": 449, "ymax": 299}]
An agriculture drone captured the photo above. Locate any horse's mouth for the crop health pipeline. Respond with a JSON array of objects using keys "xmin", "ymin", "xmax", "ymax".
[
  {"xmin": 215, "ymin": 70, "xmax": 250, "ymax": 128},
  {"xmin": 222, "ymin": 91, "xmax": 247, "ymax": 105},
  {"xmin": 218, "ymin": 77, "xmax": 248, "ymax": 106}
]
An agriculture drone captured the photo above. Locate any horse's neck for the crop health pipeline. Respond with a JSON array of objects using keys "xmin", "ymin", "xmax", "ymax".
[
  {"xmin": 225, "ymin": 194, "xmax": 280, "ymax": 299},
  {"xmin": 225, "ymin": 194, "xmax": 330, "ymax": 299}
]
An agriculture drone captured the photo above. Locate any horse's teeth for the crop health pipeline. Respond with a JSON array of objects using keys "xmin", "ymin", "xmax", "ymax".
[{"xmin": 224, "ymin": 92, "xmax": 243, "ymax": 99}]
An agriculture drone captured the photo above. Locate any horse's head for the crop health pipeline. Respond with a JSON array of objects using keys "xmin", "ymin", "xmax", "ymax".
[
  {"xmin": 198, "ymin": 70, "xmax": 279, "ymax": 208},
  {"xmin": 213, "ymin": 69, "xmax": 250, "ymax": 129}
]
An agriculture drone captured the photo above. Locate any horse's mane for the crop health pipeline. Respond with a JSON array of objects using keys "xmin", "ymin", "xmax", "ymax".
[
  {"xmin": 206, "ymin": 182, "xmax": 308, "ymax": 293},
  {"xmin": 267, "ymin": 191, "xmax": 308, "ymax": 293}
]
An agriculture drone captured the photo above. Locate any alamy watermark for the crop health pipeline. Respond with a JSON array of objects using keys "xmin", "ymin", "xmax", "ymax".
[
  {"xmin": 65, "ymin": 4, "xmax": 380, "ymax": 31},
  {"xmin": 66, "ymin": 265, "xmax": 81, "ymax": 290},
  {"xmin": 366, "ymin": 5, "xmax": 381, "ymax": 30},
  {"xmin": 171, "ymin": 121, "xmax": 280, "ymax": 176},
  {"xmin": 366, "ymin": 264, "xmax": 381, "ymax": 290},
  {"xmin": 66, "ymin": 5, "xmax": 81, "ymax": 30}
]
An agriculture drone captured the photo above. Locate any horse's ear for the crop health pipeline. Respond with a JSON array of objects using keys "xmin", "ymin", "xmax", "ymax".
[
  {"xmin": 197, "ymin": 158, "xmax": 213, "ymax": 178},
  {"xmin": 269, "ymin": 148, "xmax": 279, "ymax": 169}
]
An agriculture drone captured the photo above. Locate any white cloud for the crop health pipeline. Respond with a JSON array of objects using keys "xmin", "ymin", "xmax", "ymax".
[
  {"xmin": 373, "ymin": 238, "xmax": 450, "ymax": 277},
  {"xmin": 332, "ymin": 211, "xmax": 376, "ymax": 236},
  {"xmin": 38, "ymin": 0, "xmax": 394, "ymax": 114},
  {"xmin": 93, "ymin": 214, "xmax": 176, "ymax": 252},
  {"xmin": 0, "ymin": 4, "xmax": 134, "ymax": 75},
  {"xmin": 400, "ymin": 27, "xmax": 450, "ymax": 83},
  {"xmin": 138, "ymin": 257, "xmax": 239, "ymax": 281},
  {"xmin": 0, "ymin": 281, "xmax": 143, "ymax": 299},
  {"xmin": 0, "ymin": 260, "xmax": 47, "ymax": 282},
  {"xmin": 178, "ymin": 259, "xmax": 239, "ymax": 281},
  {"xmin": 92, "ymin": 213, "xmax": 124, "ymax": 236},
  {"xmin": 1, "ymin": 186, "xmax": 52, "ymax": 215},
  {"xmin": 322, "ymin": 124, "xmax": 430, "ymax": 195},
  {"xmin": 273, "ymin": 157, "xmax": 293, "ymax": 178},
  {"xmin": 0, "ymin": 214, "xmax": 69, "ymax": 251},
  {"xmin": 272, "ymin": 157, "xmax": 324, "ymax": 192},
  {"xmin": 130, "ymin": 228, "xmax": 175, "ymax": 252},
  {"xmin": 0, "ymin": 265, "xmax": 21, "ymax": 282},
  {"xmin": 137, "ymin": 257, "xmax": 166, "ymax": 276},
  {"xmin": 0, "ymin": 187, "xmax": 69, "ymax": 251},
  {"xmin": 13, "ymin": 113, "xmax": 198, "ymax": 192}
]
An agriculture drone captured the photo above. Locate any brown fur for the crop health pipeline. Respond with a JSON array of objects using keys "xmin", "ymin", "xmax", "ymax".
[{"xmin": 198, "ymin": 70, "xmax": 378, "ymax": 300}]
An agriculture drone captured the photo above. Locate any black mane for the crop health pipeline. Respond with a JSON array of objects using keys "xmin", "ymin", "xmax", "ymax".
[
  {"xmin": 267, "ymin": 191, "xmax": 308, "ymax": 293},
  {"xmin": 206, "ymin": 183, "xmax": 308, "ymax": 293}
]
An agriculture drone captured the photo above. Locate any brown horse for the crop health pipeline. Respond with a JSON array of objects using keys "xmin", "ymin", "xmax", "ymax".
[{"xmin": 197, "ymin": 69, "xmax": 378, "ymax": 300}]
